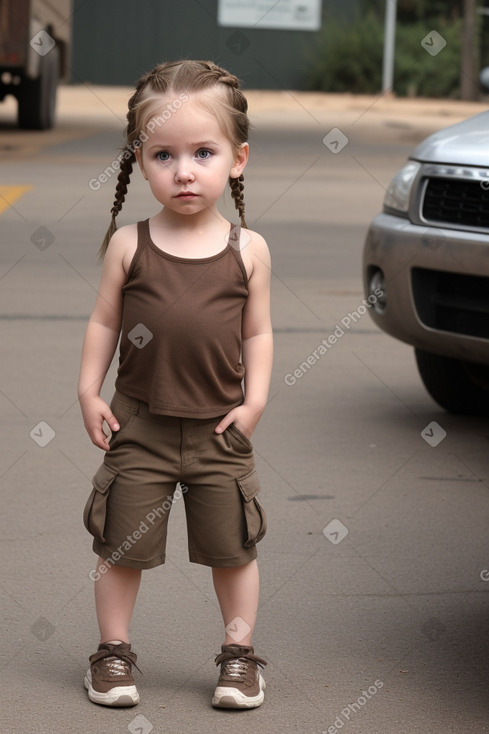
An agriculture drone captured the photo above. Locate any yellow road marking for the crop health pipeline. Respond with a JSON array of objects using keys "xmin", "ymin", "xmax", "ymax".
[{"xmin": 0, "ymin": 185, "xmax": 32, "ymax": 215}]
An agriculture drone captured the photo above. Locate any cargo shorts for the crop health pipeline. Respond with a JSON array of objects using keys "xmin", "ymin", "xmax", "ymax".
[{"xmin": 83, "ymin": 390, "xmax": 267, "ymax": 570}]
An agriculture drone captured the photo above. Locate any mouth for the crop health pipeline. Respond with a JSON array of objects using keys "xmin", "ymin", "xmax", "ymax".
[{"xmin": 176, "ymin": 192, "xmax": 198, "ymax": 199}]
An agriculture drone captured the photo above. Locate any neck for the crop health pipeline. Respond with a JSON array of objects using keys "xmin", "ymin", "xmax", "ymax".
[{"xmin": 155, "ymin": 205, "xmax": 227, "ymax": 231}]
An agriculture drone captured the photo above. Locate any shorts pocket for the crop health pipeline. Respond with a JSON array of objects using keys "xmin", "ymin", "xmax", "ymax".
[
  {"xmin": 108, "ymin": 392, "xmax": 136, "ymax": 448},
  {"xmin": 236, "ymin": 468, "xmax": 267, "ymax": 548},
  {"xmin": 83, "ymin": 463, "xmax": 118, "ymax": 543},
  {"xmin": 227, "ymin": 422, "xmax": 253, "ymax": 452}
]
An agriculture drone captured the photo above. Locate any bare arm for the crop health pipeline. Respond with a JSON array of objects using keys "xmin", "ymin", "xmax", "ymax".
[
  {"xmin": 215, "ymin": 231, "xmax": 273, "ymax": 438},
  {"xmin": 242, "ymin": 331, "xmax": 273, "ymax": 419},
  {"xmin": 78, "ymin": 227, "xmax": 134, "ymax": 450}
]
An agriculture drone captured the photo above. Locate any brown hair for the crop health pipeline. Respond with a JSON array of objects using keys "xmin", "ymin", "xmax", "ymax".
[{"xmin": 99, "ymin": 59, "xmax": 250, "ymax": 258}]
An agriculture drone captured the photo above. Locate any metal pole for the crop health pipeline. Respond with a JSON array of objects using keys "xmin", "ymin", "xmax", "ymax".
[{"xmin": 382, "ymin": 0, "xmax": 397, "ymax": 94}]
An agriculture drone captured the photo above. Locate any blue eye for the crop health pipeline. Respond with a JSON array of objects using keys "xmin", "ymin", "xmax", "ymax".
[
  {"xmin": 156, "ymin": 151, "xmax": 170, "ymax": 161},
  {"xmin": 196, "ymin": 149, "xmax": 211, "ymax": 160}
]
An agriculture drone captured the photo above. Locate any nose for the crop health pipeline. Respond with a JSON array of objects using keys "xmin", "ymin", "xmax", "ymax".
[{"xmin": 174, "ymin": 158, "xmax": 195, "ymax": 183}]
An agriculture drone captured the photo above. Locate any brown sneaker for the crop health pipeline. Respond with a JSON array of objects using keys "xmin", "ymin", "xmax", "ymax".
[
  {"xmin": 212, "ymin": 644, "xmax": 266, "ymax": 709},
  {"xmin": 84, "ymin": 642, "xmax": 140, "ymax": 707}
]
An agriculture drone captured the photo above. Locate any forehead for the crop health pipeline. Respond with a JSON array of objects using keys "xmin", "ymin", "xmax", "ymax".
[{"xmin": 141, "ymin": 92, "xmax": 229, "ymax": 146}]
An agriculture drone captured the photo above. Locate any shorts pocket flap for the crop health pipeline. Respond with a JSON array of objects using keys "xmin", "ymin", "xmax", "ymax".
[
  {"xmin": 92, "ymin": 463, "xmax": 118, "ymax": 494},
  {"xmin": 83, "ymin": 463, "xmax": 118, "ymax": 543},
  {"xmin": 236, "ymin": 468, "xmax": 260, "ymax": 502},
  {"xmin": 236, "ymin": 468, "xmax": 267, "ymax": 548}
]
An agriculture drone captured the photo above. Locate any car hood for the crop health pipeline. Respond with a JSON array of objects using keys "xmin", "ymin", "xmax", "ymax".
[{"xmin": 410, "ymin": 110, "xmax": 489, "ymax": 167}]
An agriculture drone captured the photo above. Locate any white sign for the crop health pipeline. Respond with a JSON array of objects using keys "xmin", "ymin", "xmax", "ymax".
[{"xmin": 218, "ymin": 0, "xmax": 322, "ymax": 31}]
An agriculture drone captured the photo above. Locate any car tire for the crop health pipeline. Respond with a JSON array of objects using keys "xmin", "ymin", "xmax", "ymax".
[
  {"xmin": 17, "ymin": 44, "xmax": 59, "ymax": 130},
  {"xmin": 415, "ymin": 348, "xmax": 489, "ymax": 415}
]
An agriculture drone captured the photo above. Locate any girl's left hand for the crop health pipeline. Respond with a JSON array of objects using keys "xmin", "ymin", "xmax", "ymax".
[{"xmin": 214, "ymin": 405, "xmax": 262, "ymax": 439}]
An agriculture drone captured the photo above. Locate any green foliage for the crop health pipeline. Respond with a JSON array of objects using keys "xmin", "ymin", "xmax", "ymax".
[
  {"xmin": 306, "ymin": 12, "xmax": 383, "ymax": 93},
  {"xmin": 306, "ymin": 11, "xmax": 463, "ymax": 97},
  {"xmin": 395, "ymin": 19, "xmax": 463, "ymax": 97}
]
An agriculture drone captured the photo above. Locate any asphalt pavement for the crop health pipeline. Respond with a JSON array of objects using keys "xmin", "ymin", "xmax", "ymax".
[{"xmin": 1, "ymin": 85, "xmax": 489, "ymax": 734}]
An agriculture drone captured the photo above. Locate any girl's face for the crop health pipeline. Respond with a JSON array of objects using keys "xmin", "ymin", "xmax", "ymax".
[{"xmin": 136, "ymin": 93, "xmax": 248, "ymax": 220}]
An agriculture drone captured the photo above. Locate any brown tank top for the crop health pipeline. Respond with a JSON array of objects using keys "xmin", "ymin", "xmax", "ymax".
[{"xmin": 115, "ymin": 219, "xmax": 248, "ymax": 418}]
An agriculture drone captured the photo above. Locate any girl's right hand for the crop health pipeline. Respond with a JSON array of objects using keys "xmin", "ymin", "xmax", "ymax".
[{"xmin": 79, "ymin": 395, "xmax": 120, "ymax": 451}]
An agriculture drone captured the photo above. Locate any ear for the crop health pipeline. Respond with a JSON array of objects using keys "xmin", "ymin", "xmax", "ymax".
[
  {"xmin": 135, "ymin": 146, "xmax": 148, "ymax": 180},
  {"xmin": 230, "ymin": 142, "xmax": 249, "ymax": 179}
]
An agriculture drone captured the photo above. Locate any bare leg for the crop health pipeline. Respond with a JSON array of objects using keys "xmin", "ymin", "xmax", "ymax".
[
  {"xmin": 212, "ymin": 559, "xmax": 259, "ymax": 646},
  {"xmin": 94, "ymin": 557, "xmax": 142, "ymax": 644}
]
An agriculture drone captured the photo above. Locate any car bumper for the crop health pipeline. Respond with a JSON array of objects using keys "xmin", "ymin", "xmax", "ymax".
[{"xmin": 362, "ymin": 212, "xmax": 489, "ymax": 364}]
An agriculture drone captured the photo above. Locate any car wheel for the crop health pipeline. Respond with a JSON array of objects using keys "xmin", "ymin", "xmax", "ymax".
[
  {"xmin": 415, "ymin": 348, "xmax": 489, "ymax": 415},
  {"xmin": 18, "ymin": 45, "xmax": 59, "ymax": 130}
]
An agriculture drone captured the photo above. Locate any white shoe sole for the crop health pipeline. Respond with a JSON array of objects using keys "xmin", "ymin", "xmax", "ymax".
[
  {"xmin": 84, "ymin": 668, "xmax": 139, "ymax": 707},
  {"xmin": 212, "ymin": 673, "xmax": 266, "ymax": 709}
]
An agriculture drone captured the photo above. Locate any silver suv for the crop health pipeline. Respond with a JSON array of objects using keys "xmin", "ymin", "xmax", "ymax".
[{"xmin": 363, "ymin": 111, "xmax": 489, "ymax": 415}]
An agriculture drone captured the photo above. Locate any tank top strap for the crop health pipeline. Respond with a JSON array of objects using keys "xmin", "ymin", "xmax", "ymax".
[
  {"xmin": 126, "ymin": 219, "xmax": 151, "ymax": 279},
  {"xmin": 227, "ymin": 223, "xmax": 248, "ymax": 286},
  {"xmin": 137, "ymin": 219, "xmax": 152, "ymax": 256},
  {"xmin": 228, "ymin": 222, "xmax": 240, "ymax": 249}
]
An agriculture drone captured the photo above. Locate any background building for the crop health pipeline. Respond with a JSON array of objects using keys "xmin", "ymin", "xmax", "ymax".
[{"xmin": 71, "ymin": 0, "xmax": 358, "ymax": 89}]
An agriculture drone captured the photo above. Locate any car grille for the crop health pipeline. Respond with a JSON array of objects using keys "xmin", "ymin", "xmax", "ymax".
[
  {"xmin": 422, "ymin": 177, "xmax": 489, "ymax": 229},
  {"xmin": 411, "ymin": 267, "xmax": 489, "ymax": 339}
]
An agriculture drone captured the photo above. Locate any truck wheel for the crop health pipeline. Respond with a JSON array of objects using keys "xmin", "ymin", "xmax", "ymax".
[
  {"xmin": 415, "ymin": 348, "xmax": 489, "ymax": 415},
  {"xmin": 18, "ymin": 45, "xmax": 59, "ymax": 130}
]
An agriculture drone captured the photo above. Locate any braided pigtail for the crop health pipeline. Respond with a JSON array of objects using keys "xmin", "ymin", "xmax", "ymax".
[
  {"xmin": 202, "ymin": 63, "xmax": 250, "ymax": 230},
  {"xmin": 98, "ymin": 150, "xmax": 136, "ymax": 259},
  {"xmin": 97, "ymin": 71, "xmax": 155, "ymax": 259},
  {"xmin": 172, "ymin": 60, "xmax": 250, "ymax": 229},
  {"xmin": 229, "ymin": 174, "xmax": 247, "ymax": 228}
]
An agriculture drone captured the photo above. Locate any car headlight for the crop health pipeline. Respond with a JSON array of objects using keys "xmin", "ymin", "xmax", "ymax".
[{"xmin": 383, "ymin": 160, "xmax": 421, "ymax": 215}]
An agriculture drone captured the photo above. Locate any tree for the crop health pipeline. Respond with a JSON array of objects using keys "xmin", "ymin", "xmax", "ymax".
[{"xmin": 460, "ymin": 0, "xmax": 479, "ymax": 100}]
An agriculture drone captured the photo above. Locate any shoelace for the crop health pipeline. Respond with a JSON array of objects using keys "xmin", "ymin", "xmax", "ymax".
[
  {"xmin": 103, "ymin": 657, "xmax": 132, "ymax": 677},
  {"xmin": 215, "ymin": 649, "xmax": 267, "ymax": 682},
  {"xmin": 91, "ymin": 644, "xmax": 142, "ymax": 675},
  {"xmin": 220, "ymin": 658, "xmax": 250, "ymax": 681}
]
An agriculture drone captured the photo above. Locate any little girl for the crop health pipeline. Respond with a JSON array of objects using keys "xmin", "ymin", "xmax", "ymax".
[{"xmin": 78, "ymin": 59, "xmax": 273, "ymax": 710}]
